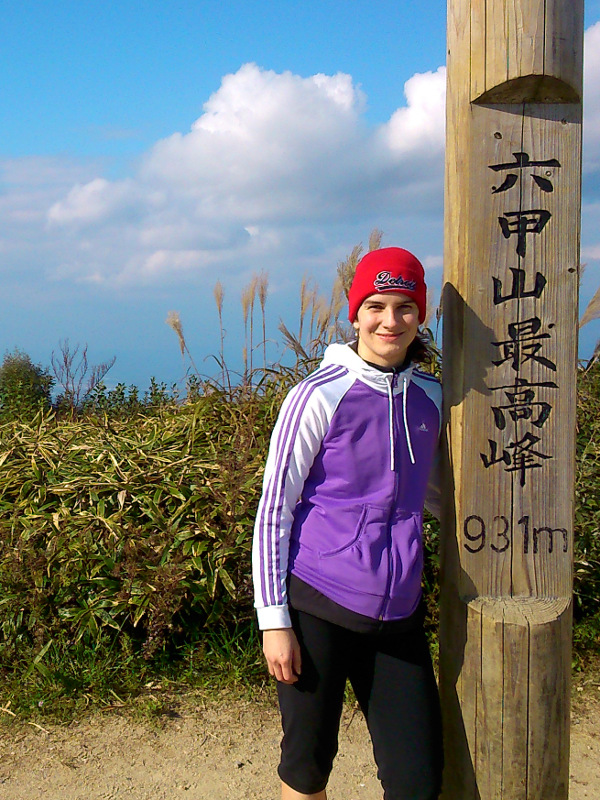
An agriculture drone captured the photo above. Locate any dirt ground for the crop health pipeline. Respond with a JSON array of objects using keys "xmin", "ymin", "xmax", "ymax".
[{"xmin": 0, "ymin": 683, "xmax": 598, "ymax": 800}]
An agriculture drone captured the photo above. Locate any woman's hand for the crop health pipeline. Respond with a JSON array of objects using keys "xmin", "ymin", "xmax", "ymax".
[{"xmin": 262, "ymin": 628, "xmax": 302, "ymax": 684}]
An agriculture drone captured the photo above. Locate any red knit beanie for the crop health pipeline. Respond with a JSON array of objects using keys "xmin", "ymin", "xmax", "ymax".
[{"xmin": 348, "ymin": 247, "xmax": 427, "ymax": 323}]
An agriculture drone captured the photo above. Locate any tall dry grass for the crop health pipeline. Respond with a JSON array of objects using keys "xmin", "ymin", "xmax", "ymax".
[{"xmin": 1, "ymin": 232, "xmax": 597, "ymax": 718}]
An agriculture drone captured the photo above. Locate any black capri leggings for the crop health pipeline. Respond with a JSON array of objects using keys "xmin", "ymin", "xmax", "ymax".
[{"xmin": 276, "ymin": 609, "xmax": 443, "ymax": 800}]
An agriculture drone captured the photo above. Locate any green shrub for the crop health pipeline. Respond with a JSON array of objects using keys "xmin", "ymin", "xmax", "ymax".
[
  {"xmin": 0, "ymin": 235, "xmax": 597, "ymax": 714},
  {"xmin": 1, "ymin": 362, "xmax": 596, "ymax": 712},
  {"xmin": 574, "ymin": 361, "xmax": 600, "ymax": 663},
  {"xmin": 0, "ymin": 349, "xmax": 53, "ymax": 420},
  {"xmin": 0, "ymin": 383, "xmax": 280, "ymax": 673}
]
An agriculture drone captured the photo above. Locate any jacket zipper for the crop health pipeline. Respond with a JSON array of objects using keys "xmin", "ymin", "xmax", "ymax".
[{"xmin": 379, "ymin": 373, "xmax": 399, "ymax": 620}]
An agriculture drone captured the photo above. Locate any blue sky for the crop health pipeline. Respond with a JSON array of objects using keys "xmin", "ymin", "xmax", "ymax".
[{"xmin": 1, "ymin": 1, "xmax": 599, "ymax": 392}]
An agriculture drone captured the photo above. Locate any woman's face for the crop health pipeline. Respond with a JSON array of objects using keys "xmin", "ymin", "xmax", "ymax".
[{"xmin": 353, "ymin": 292, "xmax": 420, "ymax": 368}]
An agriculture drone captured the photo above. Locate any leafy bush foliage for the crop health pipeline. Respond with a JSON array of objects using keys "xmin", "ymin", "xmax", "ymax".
[
  {"xmin": 0, "ymin": 362, "xmax": 597, "ymax": 709},
  {"xmin": 0, "ymin": 235, "xmax": 597, "ymax": 712},
  {"xmin": 574, "ymin": 362, "xmax": 600, "ymax": 662},
  {"xmin": 0, "ymin": 385, "xmax": 284, "ymax": 661},
  {"xmin": 0, "ymin": 349, "xmax": 53, "ymax": 420}
]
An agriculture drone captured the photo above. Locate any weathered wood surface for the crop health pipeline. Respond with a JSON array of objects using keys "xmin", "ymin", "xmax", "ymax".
[
  {"xmin": 470, "ymin": 0, "xmax": 582, "ymax": 102},
  {"xmin": 440, "ymin": 1, "xmax": 583, "ymax": 798}
]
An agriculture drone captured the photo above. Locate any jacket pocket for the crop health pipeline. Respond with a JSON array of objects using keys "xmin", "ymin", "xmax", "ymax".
[
  {"xmin": 317, "ymin": 505, "xmax": 391, "ymax": 597},
  {"xmin": 319, "ymin": 504, "xmax": 386, "ymax": 558}
]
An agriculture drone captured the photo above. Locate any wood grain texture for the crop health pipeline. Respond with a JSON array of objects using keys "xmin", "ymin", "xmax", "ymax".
[
  {"xmin": 485, "ymin": 0, "xmax": 508, "ymax": 93},
  {"xmin": 442, "ymin": 600, "xmax": 572, "ymax": 799},
  {"xmin": 500, "ymin": 601, "xmax": 531, "ymax": 800},
  {"xmin": 525, "ymin": 600, "xmax": 572, "ymax": 800},
  {"xmin": 471, "ymin": 0, "xmax": 486, "ymax": 100},
  {"xmin": 476, "ymin": 606, "xmax": 505, "ymax": 799},
  {"xmin": 441, "ymin": 1, "xmax": 582, "ymax": 798},
  {"xmin": 544, "ymin": 1, "xmax": 585, "ymax": 97},
  {"xmin": 507, "ymin": 0, "xmax": 545, "ymax": 82},
  {"xmin": 470, "ymin": 0, "xmax": 584, "ymax": 102}
]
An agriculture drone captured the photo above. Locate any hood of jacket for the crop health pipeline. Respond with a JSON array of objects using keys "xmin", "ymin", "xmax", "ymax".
[
  {"xmin": 321, "ymin": 341, "xmax": 415, "ymax": 394},
  {"xmin": 321, "ymin": 341, "xmax": 419, "ymax": 469}
]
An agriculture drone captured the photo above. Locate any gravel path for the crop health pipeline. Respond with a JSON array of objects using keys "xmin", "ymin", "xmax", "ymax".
[{"xmin": 0, "ymin": 687, "xmax": 598, "ymax": 799}]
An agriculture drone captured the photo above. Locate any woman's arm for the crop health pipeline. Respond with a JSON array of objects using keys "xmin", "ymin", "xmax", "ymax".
[{"xmin": 252, "ymin": 372, "xmax": 336, "ymax": 631}]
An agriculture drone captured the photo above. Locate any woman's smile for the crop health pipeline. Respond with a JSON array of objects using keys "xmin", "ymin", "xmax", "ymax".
[{"xmin": 354, "ymin": 293, "xmax": 420, "ymax": 367}]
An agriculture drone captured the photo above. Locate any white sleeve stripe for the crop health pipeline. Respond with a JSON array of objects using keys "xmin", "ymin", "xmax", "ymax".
[
  {"xmin": 261, "ymin": 365, "xmax": 346, "ymax": 607},
  {"xmin": 255, "ymin": 365, "xmax": 347, "ymax": 609}
]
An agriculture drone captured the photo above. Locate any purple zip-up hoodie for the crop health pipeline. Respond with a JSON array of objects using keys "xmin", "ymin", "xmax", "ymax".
[{"xmin": 252, "ymin": 342, "xmax": 442, "ymax": 630}]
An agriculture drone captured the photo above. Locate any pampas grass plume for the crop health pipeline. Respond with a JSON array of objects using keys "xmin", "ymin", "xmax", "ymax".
[{"xmin": 166, "ymin": 311, "xmax": 185, "ymax": 357}]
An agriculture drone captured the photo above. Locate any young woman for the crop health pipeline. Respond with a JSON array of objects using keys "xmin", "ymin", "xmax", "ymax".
[{"xmin": 252, "ymin": 247, "xmax": 443, "ymax": 800}]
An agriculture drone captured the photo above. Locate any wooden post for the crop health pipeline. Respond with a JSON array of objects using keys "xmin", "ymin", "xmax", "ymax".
[{"xmin": 440, "ymin": 2, "xmax": 584, "ymax": 799}]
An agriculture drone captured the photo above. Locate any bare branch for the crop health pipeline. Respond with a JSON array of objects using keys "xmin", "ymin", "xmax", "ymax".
[{"xmin": 51, "ymin": 339, "xmax": 115, "ymax": 410}]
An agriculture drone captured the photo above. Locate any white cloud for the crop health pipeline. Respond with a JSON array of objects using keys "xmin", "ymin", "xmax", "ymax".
[
  {"xmin": 46, "ymin": 63, "xmax": 447, "ymax": 285},
  {"xmin": 423, "ymin": 254, "xmax": 444, "ymax": 270},
  {"xmin": 8, "ymin": 28, "xmax": 599, "ymax": 292},
  {"xmin": 583, "ymin": 21, "xmax": 600, "ymax": 180},
  {"xmin": 0, "ymin": 156, "xmax": 103, "ymax": 278},
  {"xmin": 47, "ymin": 178, "xmax": 138, "ymax": 225},
  {"xmin": 380, "ymin": 67, "xmax": 446, "ymax": 155},
  {"xmin": 582, "ymin": 244, "xmax": 600, "ymax": 261}
]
